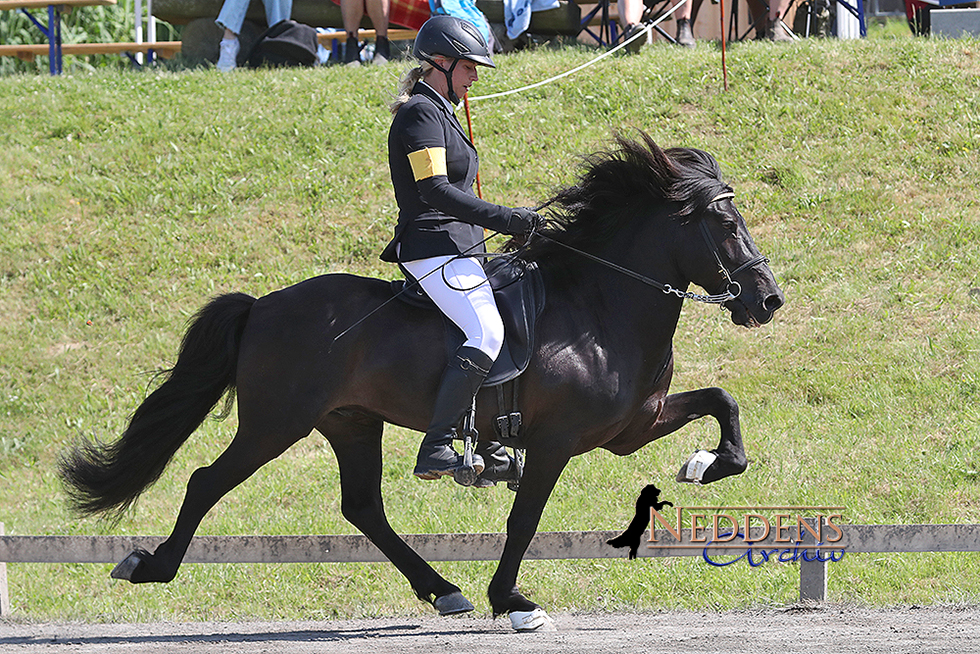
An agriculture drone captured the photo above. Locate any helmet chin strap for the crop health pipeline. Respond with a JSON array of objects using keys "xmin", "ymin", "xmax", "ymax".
[{"xmin": 430, "ymin": 58, "xmax": 462, "ymax": 104}]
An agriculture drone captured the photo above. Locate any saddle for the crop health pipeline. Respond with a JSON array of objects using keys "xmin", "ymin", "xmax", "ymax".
[{"xmin": 390, "ymin": 256, "xmax": 546, "ymax": 387}]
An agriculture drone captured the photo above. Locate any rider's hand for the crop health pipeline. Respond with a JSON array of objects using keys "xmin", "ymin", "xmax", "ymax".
[{"xmin": 509, "ymin": 208, "xmax": 544, "ymax": 236}]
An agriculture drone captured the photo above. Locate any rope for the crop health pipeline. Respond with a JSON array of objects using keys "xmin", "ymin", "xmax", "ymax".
[
  {"xmin": 467, "ymin": 0, "xmax": 688, "ymax": 102},
  {"xmin": 463, "ymin": 93, "xmax": 482, "ymax": 198}
]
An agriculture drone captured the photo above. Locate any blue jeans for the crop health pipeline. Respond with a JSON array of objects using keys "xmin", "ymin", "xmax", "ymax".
[{"xmin": 216, "ymin": 0, "xmax": 293, "ymax": 35}]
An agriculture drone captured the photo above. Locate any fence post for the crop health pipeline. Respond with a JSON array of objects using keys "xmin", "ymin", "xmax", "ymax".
[
  {"xmin": 0, "ymin": 523, "xmax": 9, "ymax": 616},
  {"xmin": 798, "ymin": 517, "xmax": 827, "ymax": 603}
]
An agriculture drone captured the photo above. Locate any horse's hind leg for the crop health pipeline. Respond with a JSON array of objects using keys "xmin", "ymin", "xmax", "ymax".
[
  {"xmin": 115, "ymin": 420, "xmax": 310, "ymax": 584},
  {"xmin": 321, "ymin": 412, "xmax": 472, "ymax": 615}
]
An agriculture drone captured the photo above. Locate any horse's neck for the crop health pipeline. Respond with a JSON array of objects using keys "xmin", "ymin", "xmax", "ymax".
[
  {"xmin": 593, "ymin": 264, "xmax": 684, "ymax": 338},
  {"xmin": 596, "ymin": 226, "xmax": 687, "ymax": 333},
  {"xmin": 548, "ymin": 258, "xmax": 684, "ymax": 381}
]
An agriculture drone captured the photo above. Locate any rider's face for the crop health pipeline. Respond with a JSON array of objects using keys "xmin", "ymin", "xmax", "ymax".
[
  {"xmin": 430, "ymin": 56, "xmax": 479, "ymax": 101},
  {"xmin": 451, "ymin": 60, "xmax": 479, "ymax": 100}
]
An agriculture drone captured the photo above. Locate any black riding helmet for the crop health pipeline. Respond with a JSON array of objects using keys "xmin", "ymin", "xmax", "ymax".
[{"xmin": 413, "ymin": 15, "xmax": 494, "ymax": 104}]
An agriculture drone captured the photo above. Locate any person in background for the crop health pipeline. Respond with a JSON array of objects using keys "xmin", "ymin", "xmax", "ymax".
[
  {"xmin": 430, "ymin": 0, "xmax": 494, "ymax": 52},
  {"xmin": 341, "ymin": 0, "xmax": 392, "ymax": 65},
  {"xmin": 618, "ymin": 0, "xmax": 696, "ymax": 49},
  {"xmin": 746, "ymin": 0, "xmax": 794, "ymax": 40},
  {"xmin": 215, "ymin": 0, "xmax": 293, "ymax": 71}
]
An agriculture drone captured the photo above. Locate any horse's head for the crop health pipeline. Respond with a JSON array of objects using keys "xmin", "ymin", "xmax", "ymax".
[
  {"xmin": 682, "ymin": 192, "xmax": 784, "ymax": 327},
  {"xmin": 518, "ymin": 133, "xmax": 784, "ymax": 327}
]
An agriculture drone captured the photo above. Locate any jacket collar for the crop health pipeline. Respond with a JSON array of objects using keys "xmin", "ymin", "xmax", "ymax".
[
  {"xmin": 416, "ymin": 80, "xmax": 456, "ymax": 114},
  {"xmin": 412, "ymin": 81, "xmax": 474, "ymax": 149}
]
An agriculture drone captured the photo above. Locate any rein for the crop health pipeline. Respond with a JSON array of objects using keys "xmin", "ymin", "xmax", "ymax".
[
  {"xmin": 332, "ymin": 193, "xmax": 770, "ymax": 345},
  {"xmin": 536, "ymin": 192, "xmax": 769, "ymax": 306}
]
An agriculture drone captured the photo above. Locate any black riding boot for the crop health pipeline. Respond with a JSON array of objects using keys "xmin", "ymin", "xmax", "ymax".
[
  {"xmin": 414, "ymin": 347, "xmax": 493, "ymax": 480},
  {"xmin": 473, "ymin": 440, "xmax": 521, "ymax": 489}
]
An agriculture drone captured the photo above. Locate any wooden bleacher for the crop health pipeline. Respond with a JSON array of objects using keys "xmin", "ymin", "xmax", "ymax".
[{"xmin": 0, "ymin": 40, "xmax": 181, "ymax": 61}]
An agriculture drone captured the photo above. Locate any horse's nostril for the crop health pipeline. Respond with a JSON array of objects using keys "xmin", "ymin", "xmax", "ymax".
[{"xmin": 763, "ymin": 293, "xmax": 784, "ymax": 313}]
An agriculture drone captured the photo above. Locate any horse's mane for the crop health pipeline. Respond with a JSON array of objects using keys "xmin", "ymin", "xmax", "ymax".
[{"xmin": 515, "ymin": 132, "xmax": 731, "ymax": 285}]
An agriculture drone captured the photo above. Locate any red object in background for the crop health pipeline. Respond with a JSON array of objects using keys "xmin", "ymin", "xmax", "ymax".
[
  {"xmin": 904, "ymin": 0, "xmax": 931, "ymax": 34},
  {"xmin": 329, "ymin": 0, "xmax": 431, "ymax": 30}
]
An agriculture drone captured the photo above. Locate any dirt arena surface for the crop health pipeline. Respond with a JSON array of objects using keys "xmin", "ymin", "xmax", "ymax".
[{"xmin": 2, "ymin": 605, "xmax": 979, "ymax": 654}]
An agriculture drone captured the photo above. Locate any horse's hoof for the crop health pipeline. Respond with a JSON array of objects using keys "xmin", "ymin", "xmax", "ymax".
[
  {"xmin": 110, "ymin": 548, "xmax": 148, "ymax": 580},
  {"xmin": 676, "ymin": 450, "xmax": 717, "ymax": 483},
  {"xmin": 510, "ymin": 608, "xmax": 556, "ymax": 632},
  {"xmin": 433, "ymin": 591, "xmax": 475, "ymax": 615},
  {"xmin": 453, "ymin": 465, "xmax": 479, "ymax": 487}
]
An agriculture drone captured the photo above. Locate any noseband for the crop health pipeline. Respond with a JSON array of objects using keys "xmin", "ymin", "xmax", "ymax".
[{"xmin": 538, "ymin": 192, "xmax": 770, "ymax": 306}]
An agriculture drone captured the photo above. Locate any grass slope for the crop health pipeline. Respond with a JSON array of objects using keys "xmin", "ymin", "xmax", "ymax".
[{"xmin": 1, "ymin": 29, "xmax": 979, "ymax": 621}]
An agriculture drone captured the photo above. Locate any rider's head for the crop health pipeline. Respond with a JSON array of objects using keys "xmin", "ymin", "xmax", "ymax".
[{"xmin": 413, "ymin": 15, "xmax": 494, "ymax": 105}]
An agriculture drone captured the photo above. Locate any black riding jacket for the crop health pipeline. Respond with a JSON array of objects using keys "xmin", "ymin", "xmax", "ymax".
[{"xmin": 381, "ymin": 82, "xmax": 521, "ymax": 263}]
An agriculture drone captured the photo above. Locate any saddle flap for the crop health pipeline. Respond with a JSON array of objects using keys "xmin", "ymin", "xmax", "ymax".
[
  {"xmin": 483, "ymin": 257, "xmax": 542, "ymax": 386},
  {"xmin": 390, "ymin": 257, "xmax": 545, "ymax": 386}
]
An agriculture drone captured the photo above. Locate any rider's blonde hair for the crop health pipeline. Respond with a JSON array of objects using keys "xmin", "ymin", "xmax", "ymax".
[{"xmin": 389, "ymin": 62, "xmax": 435, "ymax": 115}]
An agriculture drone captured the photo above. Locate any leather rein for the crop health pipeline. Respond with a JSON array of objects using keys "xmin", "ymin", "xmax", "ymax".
[{"xmin": 537, "ymin": 192, "xmax": 770, "ymax": 306}]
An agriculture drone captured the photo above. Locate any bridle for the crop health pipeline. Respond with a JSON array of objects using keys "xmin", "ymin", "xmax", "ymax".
[
  {"xmin": 538, "ymin": 191, "xmax": 770, "ymax": 306},
  {"xmin": 695, "ymin": 191, "xmax": 770, "ymax": 303}
]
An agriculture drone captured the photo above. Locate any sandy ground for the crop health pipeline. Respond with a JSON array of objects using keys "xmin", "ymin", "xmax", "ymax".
[{"xmin": 2, "ymin": 606, "xmax": 979, "ymax": 654}]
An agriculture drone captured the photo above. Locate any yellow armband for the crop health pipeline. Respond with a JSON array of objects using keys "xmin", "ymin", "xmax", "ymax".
[{"xmin": 407, "ymin": 147, "xmax": 448, "ymax": 181}]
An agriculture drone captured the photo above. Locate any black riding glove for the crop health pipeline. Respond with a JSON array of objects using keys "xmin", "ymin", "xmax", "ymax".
[{"xmin": 509, "ymin": 208, "xmax": 544, "ymax": 236}]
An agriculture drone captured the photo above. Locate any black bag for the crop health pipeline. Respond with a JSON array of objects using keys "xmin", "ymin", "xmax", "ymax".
[{"xmin": 246, "ymin": 20, "xmax": 319, "ymax": 68}]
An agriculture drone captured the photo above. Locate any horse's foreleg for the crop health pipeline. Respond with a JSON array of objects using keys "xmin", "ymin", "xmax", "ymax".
[
  {"xmin": 658, "ymin": 387, "xmax": 746, "ymax": 484},
  {"xmin": 323, "ymin": 414, "xmax": 471, "ymax": 615},
  {"xmin": 488, "ymin": 442, "xmax": 572, "ymax": 630},
  {"xmin": 114, "ymin": 424, "xmax": 307, "ymax": 584}
]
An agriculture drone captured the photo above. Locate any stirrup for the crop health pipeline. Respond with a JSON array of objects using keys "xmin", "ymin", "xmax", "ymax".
[{"xmin": 454, "ymin": 396, "xmax": 482, "ymax": 486}]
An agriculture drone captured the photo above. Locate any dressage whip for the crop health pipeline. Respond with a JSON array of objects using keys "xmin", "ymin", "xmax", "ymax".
[{"xmin": 328, "ymin": 229, "xmax": 504, "ymax": 347}]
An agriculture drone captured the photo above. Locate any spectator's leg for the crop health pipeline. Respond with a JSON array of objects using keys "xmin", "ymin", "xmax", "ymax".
[
  {"xmin": 365, "ymin": 0, "xmax": 390, "ymax": 61},
  {"xmin": 689, "ymin": 0, "xmax": 703, "ymax": 22},
  {"xmin": 674, "ymin": 0, "xmax": 695, "ymax": 47},
  {"xmin": 216, "ymin": 0, "xmax": 248, "ymax": 36},
  {"xmin": 767, "ymin": 0, "xmax": 792, "ymax": 40},
  {"xmin": 744, "ymin": 0, "xmax": 767, "ymax": 37},
  {"xmin": 215, "ymin": 0, "xmax": 248, "ymax": 70},
  {"xmin": 618, "ymin": 0, "xmax": 643, "ymax": 29},
  {"xmin": 263, "ymin": 0, "xmax": 293, "ymax": 27},
  {"xmin": 342, "ymin": 0, "xmax": 365, "ymax": 63}
]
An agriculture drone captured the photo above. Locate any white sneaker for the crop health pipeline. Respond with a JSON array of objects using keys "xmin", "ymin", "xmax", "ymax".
[{"xmin": 216, "ymin": 37, "xmax": 239, "ymax": 72}]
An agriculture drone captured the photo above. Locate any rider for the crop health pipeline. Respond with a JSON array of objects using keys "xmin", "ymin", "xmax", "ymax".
[{"xmin": 382, "ymin": 15, "xmax": 541, "ymax": 482}]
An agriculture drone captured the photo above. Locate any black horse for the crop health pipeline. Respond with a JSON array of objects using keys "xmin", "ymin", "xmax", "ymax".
[{"xmin": 59, "ymin": 133, "xmax": 784, "ymax": 631}]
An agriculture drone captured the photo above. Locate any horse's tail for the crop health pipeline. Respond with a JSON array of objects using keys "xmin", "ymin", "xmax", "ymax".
[{"xmin": 58, "ymin": 292, "xmax": 257, "ymax": 522}]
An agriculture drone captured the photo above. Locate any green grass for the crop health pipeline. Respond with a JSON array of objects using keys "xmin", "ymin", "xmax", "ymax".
[
  {"xmin": 0, "ymin": 0, "xmax": 183, "ymax": 76},
  {"xmin": 2, "ymin": 25, "xmax": 980, "ymax": 621}
]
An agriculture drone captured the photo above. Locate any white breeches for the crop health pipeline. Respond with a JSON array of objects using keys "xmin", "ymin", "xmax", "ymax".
[{"xmin": 401, "ymin": 255, "xmax": 504, "ymax": 361}]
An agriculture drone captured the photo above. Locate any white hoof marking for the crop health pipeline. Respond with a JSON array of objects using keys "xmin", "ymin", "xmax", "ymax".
[
  {"xmin": 680, "ymin": 450, "xmax": 717, "ymax": 483},
  {"xmin": 510, "ymin": 608, "xmax": 556, "ymax": 632},
  {"xmin": 110, "ymin": 552, "xmax": 142, "ymax": 580}
]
